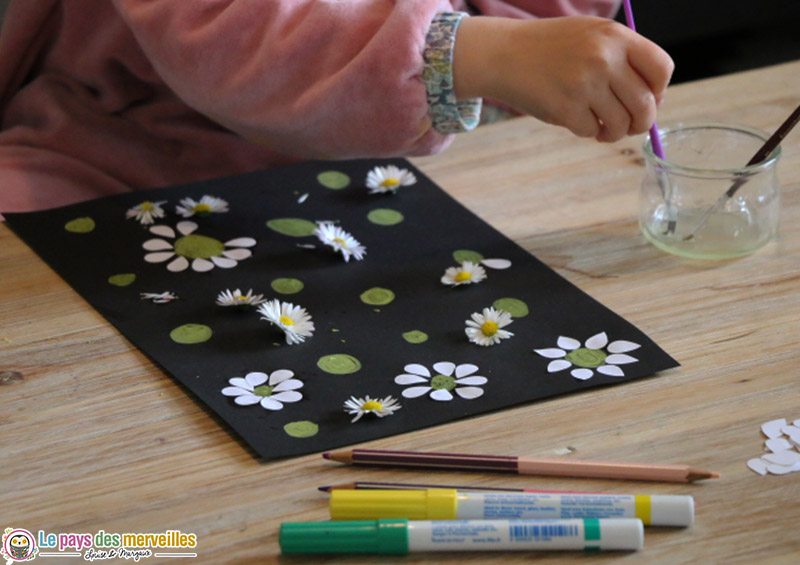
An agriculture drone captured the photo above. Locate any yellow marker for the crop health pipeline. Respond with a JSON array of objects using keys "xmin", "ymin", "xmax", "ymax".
[{"xmin": 330, "ymin": 489, "xmax": 693, "ymax": 527}]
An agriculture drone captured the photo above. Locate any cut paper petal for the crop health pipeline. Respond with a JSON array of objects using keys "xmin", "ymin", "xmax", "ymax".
[
  {"xmin": 605, "ymin": 354, "xmax": 638, "ymax": 365},
  {"xmin": 597, "ymin": 365, "xmax": 625, "ymax": 377},
  {"xmin": 455, "ymin": 386, "xmax": 485, "ymax": 399},
  {"xmin": 455, "ymin": 364, "xmax": 479, "ymax": 378},
  {"xmin": 177, "ymin": 221, "xmax": 198, "ymax": 235},
  {"xmin": 557, "ymin": 336, "xmax": 580, "ymax": 350},
  {"xmin": 608, "ymin": 340, "xmax": 641, "ymax": 353},
  {"xmin": 762, "ymin": 450, "xmax": 800, "ymax": 466},
  {"xmin": 430, "ymin": 389, "xmax": 454, "ymax": 401},
  {"xmin": 394, "ymin": 374, "xmax": 429, "ymax": 385},
  {"xmin": 260, "ymin": 397, "xmax": 284, "ymax": 410},
  {"xmin": 747, "ymin": 458, "xmax": 768, "ymax": 475},
  {"xmin": 269, "ymin": 369, "xmax": 294, "ymax": 384},
  {"xmin": 222, "ymin": 248, "xmax": 252, "ymax": 260},
  {"xmin": 787, "ymin": 431, "xmax": 800, "ymax": 448},
  {"xmin": 404, "ymin": 364, "xmax": 431, "ymax": 377},
  {"xmin": 401, "ymin": 386, "xmax": 433, "ymax": 398},
  {"xmin": 235, "ymin": 395, "xmax": 261, "ymax": 406},
  {"xmin": 145, "ymin": 251, "xmax": 176, "ymax": 263},
  {"xmin": 167, "ymin": 256, "xmax": 189, "ymax": 272},
  {"xmin": 245, "ymin": 372, "xmax": 268, "ymax": 387},
  {"xmin": 192, "ymin": 258, "xmax": 215, "ymax": 272},
  {"xmin": 211, "ymin": 256, "xmax": 237, "ymax": 268},
  {"xmin": 535, "ymin": 348, "xmax": 567, "ymax": 359},
  {"xmin": 765, "ymin": 438, "xmax": 793, "ymax": 452},
  {"xmin": 762, "ymin": 418, "xmax": 787, "ymax": 439},
  {"xmin": 143, "ymin": 238, "xmax": 174, "ymax": 251},
  {"xmin": 547, "ymin": 360, "xmax": 572, "ymax": 373},
  {"xmin": 585, "ymin": 332, "xmax": 608, "ymax": 350},
  {"xmin": 150, "ymin": 225, "xmax": 175, "ymax": 238},
  {"xmin": 481, "ymin": 258, "xmax": 512, "ymax": 270},
  {"xmin": 766, "ymin": 463, "xmax": 794, "ymax": 475},
  {"xmin": 456, "ymin": 376, "xmax": 488, "ymax": 386},
  {"xmin": 271, "ymin": 390, "xmax": 302, "ymax": 403},
  {"xmin": 795, "ymin": 419, "xmax": 800, "ymax": 427},
  {"xmin": 433, "ymin": 362, "xmax": 455, "ymax": 376},
  {"xmin": 571, "ymin": 368, "xmax": 594, "ymax": 380},
  {"xmin": 781, "ymin": 425, "xmax": 800, "ymax": 435},
  {"xmin": 272, "ymin": 380, "xmax": 304, "ymax": 392},
  {"xmin": 222, "ymin": 386, "xmax": 248, "ymax": 396},
  {"xmin": 225, "ymin": 237, "xmax": 257, "ymax": 247}
]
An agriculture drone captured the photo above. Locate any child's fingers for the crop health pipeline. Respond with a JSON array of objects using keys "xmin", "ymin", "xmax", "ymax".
[
  {"xmin": 563, "ymin": 105, "xmax": 602, "ymax": 139},
  {"xmin": 610, "ymin": 66, "xmax": 658, "ymax": 135},
  {"xmin": 627, "ymin": 39, "xmax": 674, "ymax": 98},
  {"xmin": 591, "ymin": 88, "xmax": 631, "ymax": 143}
]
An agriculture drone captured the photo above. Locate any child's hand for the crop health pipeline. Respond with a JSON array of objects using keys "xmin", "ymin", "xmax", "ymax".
[{"xmin": 453, "ymin": 16, "xmax": 674, "ymax": 142}]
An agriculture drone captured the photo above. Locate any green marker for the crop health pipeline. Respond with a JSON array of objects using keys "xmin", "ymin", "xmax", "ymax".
[{"xmin": 279, "ymin": 518, "xmax": 643, "ymax": 554}]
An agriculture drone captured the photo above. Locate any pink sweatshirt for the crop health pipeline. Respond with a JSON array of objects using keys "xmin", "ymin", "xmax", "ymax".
[{"xmin": 0, "ymin": 0, "xmax": 619, "ymax": 213}]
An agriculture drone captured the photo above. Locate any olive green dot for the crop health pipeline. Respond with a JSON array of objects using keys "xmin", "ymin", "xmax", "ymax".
[
  {"xmin": 284, "ymin": 420, "xmax": 319, "ymax": 438},
  {"xmin": 108, "ymin": 273, "xmax": 136, "ymax": 287},
  {"xmin": 174, "ymin": 234, "xmax": 225, "ymax": 259},
  {"xmin": 492, "ymin": 297, "xmax": 529, "ymax": 318},
  {"xmin": 317, "ymin": 354, "xmax": 362, "ymax": 375},
  {"xmin": 360, "ymin": 287, "xmax": 395, "ymax": 306},
  {"xmin": 317, "ymin": 171, "xmax": 351, "ymax": 189},
  {"xmin": 266, "ymin": 218, "xmax": 318, "ymax": 237},
  {"xmin": 367, "ymin": 208, "xmax": 404, "ymax": 226},
  {"xmin": 271, "ymin": 277, "xmax": 304, "ymax": 294},
  {"xmin": 453, "ymin": 249, "xmax": 484, "ymax": 264},
  {"xmin": 169, "ymin": 323, "xmax": 213, "ymax": 344},
  {"xmin": 402, "ymin": 330, "xmax": 429, "ymax": 344},
  {"xmin": 65, "ymin": 217, "xmax": 95, "ymax": 233}
]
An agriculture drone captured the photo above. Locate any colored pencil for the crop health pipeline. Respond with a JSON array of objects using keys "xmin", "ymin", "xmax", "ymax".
[
  {"xmin": 318, "ymin": 481, "xmax": 596, "ymax": 494},
  {"xmin": 322, "ymin": 449, "xmax": 720, "ymax": 483}
]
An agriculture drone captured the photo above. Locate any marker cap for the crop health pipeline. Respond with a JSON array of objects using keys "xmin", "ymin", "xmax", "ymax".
[
  {"xmin": 650, "ymin": 495, "xmax": 695, "ymax": 527},
  {"xmin": 330, "ymin": 488, "xmax": 458, "ymax": 520},
  {"xmin": 280, "ymin": 519, "xmax": 409, "ymax": 554}
]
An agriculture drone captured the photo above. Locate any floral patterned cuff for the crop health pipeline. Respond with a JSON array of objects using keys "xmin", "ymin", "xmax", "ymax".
[{"xmin": 423, "ymin": 12, "xmax": 482, "ymax": 134}]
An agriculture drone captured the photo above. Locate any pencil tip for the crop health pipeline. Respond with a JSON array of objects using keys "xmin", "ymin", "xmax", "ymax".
[
  {"xmin": 688, "ymin": 469, "xmax": 720, "ymax": 481},
  {"xmin": 318, "ymin": 485, "xmax": 330, "ymax": 492},
  {"xmin": 322, "ymin": 452, "xmax": 331, "ymax": 460}
]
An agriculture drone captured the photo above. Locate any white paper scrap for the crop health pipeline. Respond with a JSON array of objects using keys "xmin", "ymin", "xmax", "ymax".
[
  {"xmin": 765, "ymin": 437, "xmax": 794, "ymax": 453},
  {"xmin": 747, "ymin": 458, "xmax": 768, "ymax": 475},
  {"xmin": 762, "ymin": 418, "xmax": 788, "ymax": 439},
  {"xmin": 762, "ymin": 450, "xmax": 800, "ymax": 466}
]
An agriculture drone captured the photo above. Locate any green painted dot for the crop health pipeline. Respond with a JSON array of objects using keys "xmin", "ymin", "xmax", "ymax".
[
  {"xmin": 566, "ymin": 348, "xmax": 607, "ymax": 368},
  {"xmin": 169, "ymin": 323, "xmax": 213, "ymax": 344},
  {"xmin": 284, "ymin": 420, "xmax": 319, "ymax": 438},
  {"xmin": 453, "ymin": 249, "xmax": 484, "ymax": 264},
  {"xmin": 174, "ymin": 234, "xmax": 224, "ymax": 259},
  {"xmin": 360, "ymin": 287, "xmax": 395, "ymax": 306},
  {"xmin": 367, "ymin": 208, "xmax": 404, "ymax": 226},
  {"xmin": 492, "ymin": 297, "xmax": 529, "ymax": 318},
  {"xmin": 431, "ymin": 374, "xmax": 457, "ymax": 391},
  {"xmin": 402, "ymin": 330, "xmax": 429, "ymax": 344},
  {"xmin": 108, "ymin": 273, "xmax": 136, "ymax": 287},
  {"xmin": 64, "ymin": 217, "xmax": 95, "ymax": 233},
  {"xmin": 266, "ymin": 218, "xmax": 318, "ymax": 237},
  {"xmin": 317, "ymin": 171, "xmax": 351, "ymax": 189},
  {"xmin": 271, "ymin": 278, "xmax": 304, "ymax": 294},
  {"xmin": 317, "ymin": 354, "xmax": 362, "ymax": 375}
]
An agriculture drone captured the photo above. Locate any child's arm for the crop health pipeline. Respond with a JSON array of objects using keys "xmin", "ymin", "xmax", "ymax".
[{"xmin": 453, "ymin": 15, "xmax": 673, "ymax": 142}]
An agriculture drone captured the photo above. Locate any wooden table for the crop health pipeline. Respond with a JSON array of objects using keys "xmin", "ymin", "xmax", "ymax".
[{"xmin": 3, "ymin": 61, "xmax": 800, "ymax": 563}]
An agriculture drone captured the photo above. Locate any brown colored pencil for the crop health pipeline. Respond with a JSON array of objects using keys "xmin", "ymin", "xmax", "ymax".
[{"xmin": 322, "ymin": 449, "xmax": 720, "ymax": 483}]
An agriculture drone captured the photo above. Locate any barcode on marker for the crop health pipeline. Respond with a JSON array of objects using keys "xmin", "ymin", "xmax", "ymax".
[{"xmin": 509, "ymin": 524, "xmax": 579, "ymax": 540}]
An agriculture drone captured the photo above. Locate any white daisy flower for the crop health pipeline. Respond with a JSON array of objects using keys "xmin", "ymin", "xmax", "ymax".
[
  {"xmin": 441, "ymin": 261, "xmax": 487, "ymax": 286},
  {"xmin": 126, "ymin": 200, "xmax": 167, "ymax": 225},
  {"xmin": 344, "ymin": 395, "xmax": 402, "ymax": 423},
  {"xmin": 534, "ymin": 332, "xmax": 641, "ymax": 380},
  {"xmin": 222, "ymin": 370, "xmax": 303, "ymax": 410},
  {"xmin": 257, "ymin": 299, "xmax": 315, "ymax": 345},
  {"xmin": 140, "ymin": 291, "xmax": 178, "ymax": 303},
  {"xmin": 175, "ymin": 195, "xmax": 229, "ymax": 217},
  {"xmin": 143, "ymin": 221, "xmax": 256, "ymax": 272},
  {"xmin": 366, "ymin": 165, "xmax": 417, "ymax": 194},
  {"xmin": 216, "ymin": 288, "xmax": 266, "ymax": 307},
  {"xmin": 395, "ymin": 362, "xmax": 487, "ymax": 401},
  {"xmin": 313, "ymin": 222, "xmax": 366, "ymax": 262},
  {"xmin": 465, "ymin": 306, "xmax": 514, "ymax": 346}
]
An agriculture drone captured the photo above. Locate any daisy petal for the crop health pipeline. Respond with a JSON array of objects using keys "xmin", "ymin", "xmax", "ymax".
[
  {"xmin": 597, "ymin": 365, "xmax": 625, "ymax": 377},
  {"xmin": 481, "ymin": 258, "xmax": 512, "ymax": 270},
  {"xmin": 222, "ymin": 386, "xmax": 249, "ymax": 396},
  {"xmin": 571, "ymin": 368, "xmax": 594, "ymax": 380},
  {"xmin": 433, "ymin": 362, "xmax": 455, "ymax": 376},
  {"xmin": 557, "ymin": 336, "xmax": 581, "ymax": 350},
  {"xmin": 395, "ymin": 374, "xmax": 429, "ymax": 385},
  {"xmin": 430, "ymin": 389, "xmax": 454, "ymax": 401},
  {"xmin": 222, "ymin": 248, "xmax": 252, "ymax": 260},
  {"xmin": 547, "ymin": 360, "xmax": 572, "ymax": 373},
  {"xmin": 225, "ymin": 237, "xmax": 257, "ymax": 247},
  {"xmin": 404, "ymin": 364, "xmax": 430, "ymax": 377},
  {"xmin": 143, "ymin": 239, "xmax": 174, "ymax": 251},
  {"xmin": 535, "ymin": 348, "xmax": 566, "ymax": 359},
  {"xmin": 271, "ymin": 390, "xmax": 302, "ymax": 403},
  {"xmin": 234, "ymin": 394, "xmax": 262, "ymax": 406},
  {"xmin": 269, "ymin": 369, "xmax": 295, "ymax": 385},
  {"xmin": 176, "ymin": 221, "xmax": 198, "ymax": 236},
  {"xmin": 455, "ymin": 364, "xmax": 479, "ymax": 378},
  {"xmin": 455, "ymin": 376, "xmax": 487, "ymax": 386},
  {"xmin": 192, "ymin": 258, "xmax": 214, "ymax": 272},
  {"xmin": 585, "ymin": 332, "xmax": 608, "ymax": 350},
  {"xmin": 401, "ymin": 386, "xmax": 432, "ymax": 398},
  {"xmin": 272, "ymin": 379, "xmax": 304, "ymax": 392},
  {"xmin": 608, "ymin": 340, "xmax": 641, "ymax": 353},
  {"xmin": 227, "ymin": 378, "xmax": 251, "ymax": 390},
  {"xmin": 144, "ymin": 251, "xmax": 176, "ymax": 263},
  {"xmin": 259, "ymin": 397, "xmax": 284, "ymax": 410},
  {"xmin": 455, "ymin": 386, "xmax": 484, "ymax": 399},
  {"xmin": 211, "ymin": 256, "xmax": 237, "ymax": 268},
  {"xmin": 606, "ymin": 354, "xmax": 638, "ymax": 365},
  {"xmin": 149, "ymin": 225, "xmax": 175, "ymax": 238},
  {"xmin": 245, "ymin": 372, "xmax": 268, "ymax": 387},
  {"xmin": 167, "ymin": 256, "xmax": 189, "ymax": 272}
]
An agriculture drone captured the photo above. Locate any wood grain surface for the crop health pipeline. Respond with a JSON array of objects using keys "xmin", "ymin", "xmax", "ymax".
[{"xmin": 3, "ymin": 61, "xmax": 800, "ymax": 564}]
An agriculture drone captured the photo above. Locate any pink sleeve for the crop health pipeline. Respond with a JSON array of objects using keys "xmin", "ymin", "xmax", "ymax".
[
  {"xmin": 111, "ymin": 0, "xmax": 455, "ymax": 159},
  {"xmin": 452, "ymin": 0, "xmax": 620, "ymax": 18}
]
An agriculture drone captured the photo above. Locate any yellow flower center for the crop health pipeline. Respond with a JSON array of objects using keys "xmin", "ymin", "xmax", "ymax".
[
  {"xmin": 140, "ymin": 201, "xmax": 155, "ymax": 211},
  {"xmin": 380, "ymin": 178, "xmax": 400, "ymax": 188},
  {"xmin": 279, "ymin": 315, "xmax": 295, "ymax": 326},
  {"xmin": 362, "ymin": 400, "xmax": 384, "ymax": 411},
  {"xmin": 193, "ymin": 203, "xmax": 212, "ymax": 213},
  {"xmin": 235, "ymin": 295, "xmax": 248, "ymax": 302},
  {"xmin": 481, "ymin": 320, "xmax": 499, "ymax": 336},
  {"xmin": 454, "ymin": 271, "xmax": 472, "ymax": 282}
]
